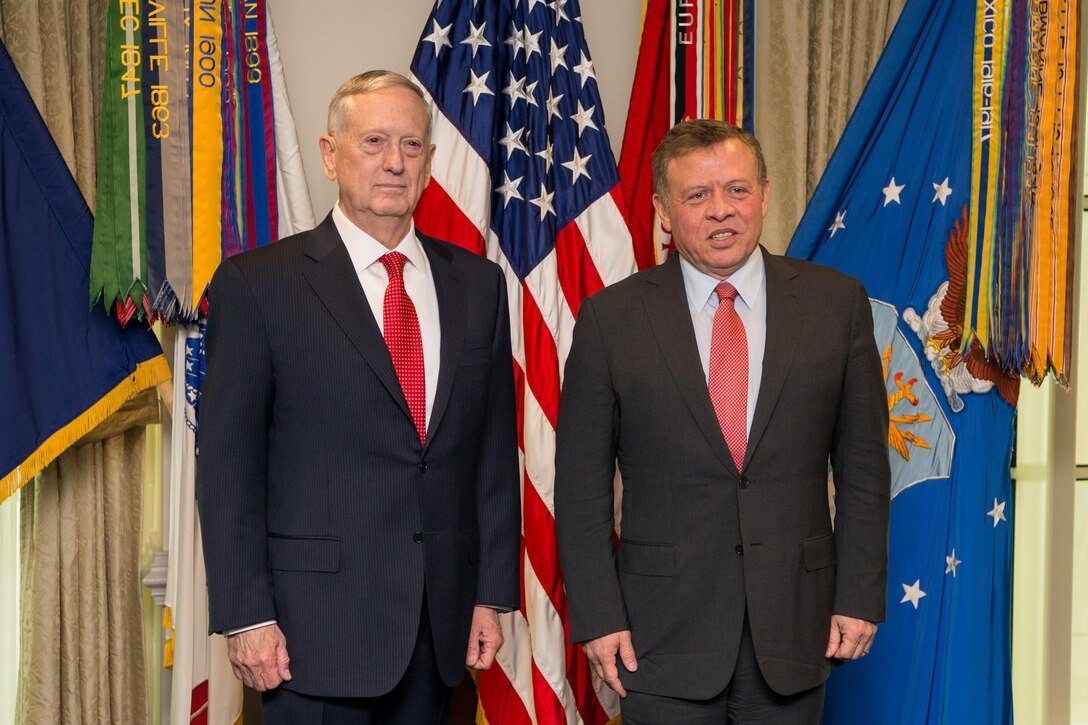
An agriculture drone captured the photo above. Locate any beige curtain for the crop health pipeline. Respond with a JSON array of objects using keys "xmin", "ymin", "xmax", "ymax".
[
  {"xmin": 16, "ymin": 430, "xmax": 149, "ymax": 724},
  {"xmin": 754, "ymin": 0, "xmax": 907, "ymax": 253},
  {"xmin": 1, "ymin": 1, "xmax": 156, "ymax": 723},
  {"xmin": 0, "ymin": 0, "xmax": 104, "ymax": 200}
]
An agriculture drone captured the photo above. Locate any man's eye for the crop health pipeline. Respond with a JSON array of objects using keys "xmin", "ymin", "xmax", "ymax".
[{"xmin": 687, "ymin": 192, "xmax": 705, "ymax": 201}]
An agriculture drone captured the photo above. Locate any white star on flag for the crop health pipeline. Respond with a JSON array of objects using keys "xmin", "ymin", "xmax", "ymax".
[
  {"xmin": 987, "ymin": 498, "xmax": 1007, "ymax": 527},
  {"xmin": 530, "ymin": 182, "xmax": 556, "ymax": 220},
  {"xmin": 503, "ymin": 73, "xmax": 528, "ymax": 108},
  {"xmin": 571, "ymin": 100, "xmax": 598, "ymax": 136},
  {"xmin": 460, "ymin": 20, "xmax": 491, "ymax": 58},
  {"xmin": 536, "ymin": 140, "xmax": 554, "ymax": 172},
  {"xmin": 882, "ymin": 177, "xmax": 905, "ymax": 206},
  {"xmin": 901, "ymin": 580, "xmax": 927, "ymax": 609},
  {"xmin": 561, "ymin": 147, "xmax": 592, "ymax": 184},
  {"xmin": 499, "ymin": 123, "xmax": 528, "ymax": 157},
  {"xmin": 828, "ymin": 210, "xmax": 846, "ymax": 237},
  {"xmin": 505, "ymin": 25, "xmax": 526, "ymax": 57},
  {"xmin": 495, "ymin": 171, "xmax": 524, "ymax": 208},
  {"xmin": 463, "ymin": 69, "xmax": 493, "ymax": 105},
  {"xmin": 550, "ymin": 0, "xmax": 570, "ymax": 25},
  {"xmin": 549, "ymin": 39, "xmax": 568, "ymax": 72},
  {"xmin": 945, "ymin": 549, "xmax": 961, "ymax": 576},
  {"xmin": 523, "ymin": 27, "xmax": 543, "ymax": 58},
  {"xmin": 573, "ymin": 50, "xmax": 596, "ymax": 87},
  {"xmin": 422, "ymin": 19, "xmax": 452, "ymax": 56},
  {"xmin": 545, "ymin": 89, "xmax": 564, "ymax": 121},
  {"xmin": 932, "ymin": 176, "xmax": 953, "ymax": 205}
]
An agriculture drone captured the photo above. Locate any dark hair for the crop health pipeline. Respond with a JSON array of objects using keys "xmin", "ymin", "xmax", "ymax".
[{"xmin": 652, "ymin": 120, "xmax": 767, "ymax": 206}]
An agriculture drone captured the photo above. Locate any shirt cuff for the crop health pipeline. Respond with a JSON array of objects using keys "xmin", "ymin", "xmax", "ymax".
[{"xmin": 224, "ymin": 620, "xmax": 277, "ymax": 636}]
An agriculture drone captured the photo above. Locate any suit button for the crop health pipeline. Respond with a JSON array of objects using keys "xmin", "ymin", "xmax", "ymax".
[
  {"xmin": 419, "ymin": 461, "xmax": 429, "ymax": 473},
  {"xmin": 739, "ymin": 476, "xmax": 750, "ymax": 489},
  {"xmin": 413, "ymin": 532, "xmax": 424, "ymax": 543},
  {"xmin": 734, "ymin": 544, "xmax": 744, "ymax": 556}
]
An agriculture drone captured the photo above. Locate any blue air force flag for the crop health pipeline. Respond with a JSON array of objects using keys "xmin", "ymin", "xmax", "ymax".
[{"xmin": 788, "ymin": 0, "xmax": 1019, "ymax": 722}]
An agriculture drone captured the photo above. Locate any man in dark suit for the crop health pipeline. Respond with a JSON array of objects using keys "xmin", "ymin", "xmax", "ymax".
[
  {"xmin": 555, "ymin": 120, "xmax": 890, "ymax": 723},
  {"xmin": 196, "ymin": 70, "xmax": 520, "ymax": 724}
]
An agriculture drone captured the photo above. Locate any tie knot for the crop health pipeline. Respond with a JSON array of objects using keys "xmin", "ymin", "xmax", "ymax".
[
  {"xmin": 380, "ymin": 251, "xmax": 408, "ymax": 281},
  {"xmin": 715, "ymin": 281, "xmax": 738, "ymax": 303}
]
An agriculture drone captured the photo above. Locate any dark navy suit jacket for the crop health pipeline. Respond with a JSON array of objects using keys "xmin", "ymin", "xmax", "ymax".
[{"xmin": 196, "ymin": 214, "xmax": 520, "ymax": 697}]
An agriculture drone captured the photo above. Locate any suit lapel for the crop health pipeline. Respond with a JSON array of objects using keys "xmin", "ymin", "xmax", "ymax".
[
  {"xmin": 643, "ymin": 255, "xmax": 738, "ymax": 474},
  {"xmin": 421, "ymin": 233, "xmax": 464, "ymax": 450},
  {"xmin": 301, "ymin": 214, "xmax": 411, "ymax": 423},
  {"xmin": 745, "ymin": 252, "xmax": 802, "ymax": 467}
]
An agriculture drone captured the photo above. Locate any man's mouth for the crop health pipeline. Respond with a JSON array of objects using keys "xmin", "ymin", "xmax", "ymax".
[{"xmin": 710, "ymin": 231, "xmax": 735, "ymax": 241}]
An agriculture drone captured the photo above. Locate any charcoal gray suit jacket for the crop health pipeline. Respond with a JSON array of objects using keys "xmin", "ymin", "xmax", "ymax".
[
  {"xmin": 196, "ymin": 214, "xmax": 520, "ymax": 697},
  {"xmin": 555, "ymin": 249, "xmax": 890, "ymax": 699}
]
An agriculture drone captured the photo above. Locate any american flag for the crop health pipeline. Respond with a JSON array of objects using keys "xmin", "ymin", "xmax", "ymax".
[{"xmin": 410, "ymin": 1, "xmax": 634, "ymax": 723}]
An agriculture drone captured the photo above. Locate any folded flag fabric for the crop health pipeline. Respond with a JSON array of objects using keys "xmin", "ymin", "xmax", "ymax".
[{"xmin": 0, "ymin": 36, "xmax": 170, "ymax": 503}]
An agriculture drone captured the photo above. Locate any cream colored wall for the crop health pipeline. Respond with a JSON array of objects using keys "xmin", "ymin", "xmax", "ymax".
[{"xmin": 266, "ymin": 0, "xmax": 643, "ymax": 221}]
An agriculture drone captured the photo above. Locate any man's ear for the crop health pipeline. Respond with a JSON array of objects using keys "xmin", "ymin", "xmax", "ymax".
[
  {"xmin": 652, "ymin": 193, "xmax": 672, "ymax": 234},
  {"xmin": 319, "ymin": 135, "xmax": 337, "ymax": 181}
]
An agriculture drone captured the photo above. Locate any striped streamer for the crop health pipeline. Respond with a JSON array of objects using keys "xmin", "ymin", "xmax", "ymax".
[
  {"xmin": 671, "ymin": 0, "xmax": 741, "ymax": 124},
  {"xmin": 238, "ymin": 0, "xmax": 279, "ymax": 249},
  {"xmin": 90, "ymin": 0, "xmax": 147, "ymax": 320},
  {"xmin": 191, "ymin": 0, "xmax": 225, "ymax": 311},
  {"xmin": 964, "ymin": 0, "xmax": 1012, "ymax": 358},
  {"xmin": 155, "ymin": 0, "xmax": 195, "ymax": 320},
  {"xmin": 962, "ymin": 0, "xmax": 1079, "ymax": 384}
]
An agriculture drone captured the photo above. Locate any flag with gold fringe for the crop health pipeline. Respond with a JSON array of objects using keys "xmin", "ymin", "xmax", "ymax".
[
  {"xmin": 617, "ymin": 0, "xmax": 753, "ymax": 270},
  {"xmin": 0, "ymin": 36, "xmax": 170, "ymax": 503},
  {"xmin": 788, "ymin": 0, "xmax": 1077, "ymax": 721}
]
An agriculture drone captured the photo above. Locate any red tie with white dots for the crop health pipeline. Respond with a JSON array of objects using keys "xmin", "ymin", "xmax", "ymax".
[
  {"xmin": 708, "ymin": 282, "xmax": 748, "ymax": 470},
  {"xmin": 380, "ymin": 252, "xmax": 426, "ymax": 444}
]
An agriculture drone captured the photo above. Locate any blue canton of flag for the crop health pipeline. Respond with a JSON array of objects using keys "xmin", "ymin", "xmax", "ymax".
[
  {"xmin": 412, "ymin": 0, "xmax": 620, "ymax": 280},
  {"xmin": 789, "ymin": 1, "xmax": 1017, "ymax": 723}
]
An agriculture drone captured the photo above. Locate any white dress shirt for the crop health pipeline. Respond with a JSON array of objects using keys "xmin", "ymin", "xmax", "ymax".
[
  {"xmin": 332, "ymin": 204, "xmax": 441, "ymax": 429},
  {"xmin": 679, "ymin": 247, "xmax": 767, "ymax": 437}
]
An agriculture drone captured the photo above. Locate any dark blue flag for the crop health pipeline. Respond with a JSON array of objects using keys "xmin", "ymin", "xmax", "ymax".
[
  {"xmin": 0, "ymin": 38, "xmax": 170, "ymax": 502},
  {"xmin": 788, "ymin": 1, "xmax": 1018, "ymax": 722}
]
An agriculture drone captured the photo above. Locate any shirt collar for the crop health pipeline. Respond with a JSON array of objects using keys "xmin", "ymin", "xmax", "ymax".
[
  {"xmin": 679, "ymin": 245, "xmax": 765, "ymax": 311},
  {"xmin": 331, "ymin": 203, "xmax": 426, "ymax": 274}
]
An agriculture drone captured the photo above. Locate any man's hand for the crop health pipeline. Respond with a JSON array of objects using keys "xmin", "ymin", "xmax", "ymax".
[
  {"xmin": 583, "ymin": 630, "xmax": 638, "ymax": 698},
  {"xmin": 226, "ymin": 623, "xmax": 292, "ymax": 691},
  {"xmin": 466, "ymin": 606, "xmax": 504, "ymax": 670},
  {"xmin": 825, "ymin": 614, "xmax": 877, "ymax": 660}
]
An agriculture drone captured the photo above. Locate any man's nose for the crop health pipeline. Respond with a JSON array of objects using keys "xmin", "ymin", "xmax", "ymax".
[
  {"xmin": 383, "ymin": 142, "xmax": 405, "ymax": 172},
  {"xmin": 706, "ymin": 191, "xmax": 734, "ymax": 220}
]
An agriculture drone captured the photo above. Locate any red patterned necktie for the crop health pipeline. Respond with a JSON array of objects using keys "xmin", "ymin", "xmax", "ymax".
[
  {"xmin": 708, "ymin": 282, "xmax": 748, "ymax": 470},
  {"xmin": 380, "ymin": 252, "xmax": 426, "ymax": 444}
]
